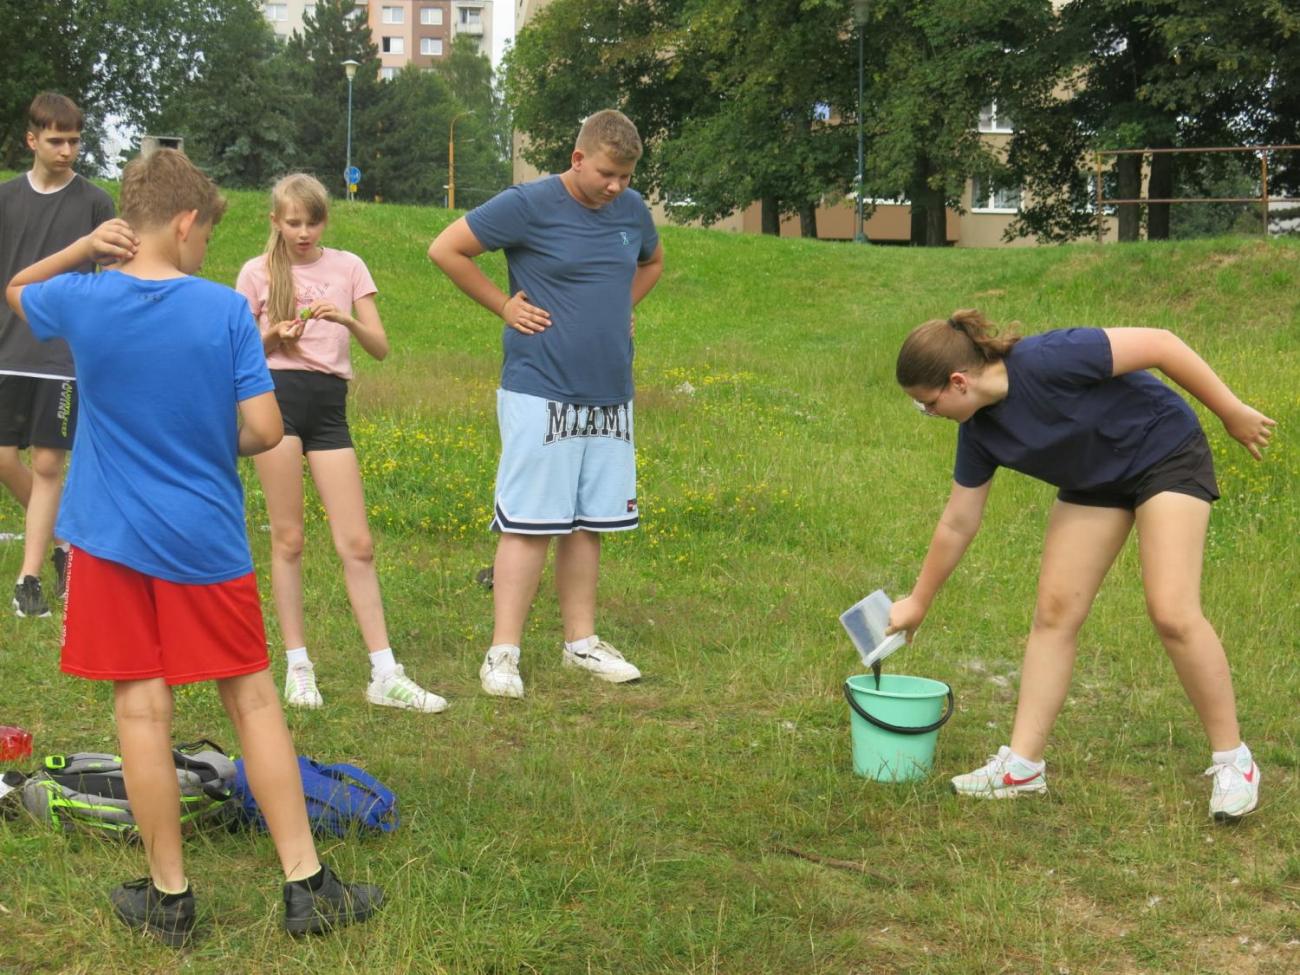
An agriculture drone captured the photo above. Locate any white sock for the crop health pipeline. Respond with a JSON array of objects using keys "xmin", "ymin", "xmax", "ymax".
[
  {"xmin": 1212, "ymin": 742, "xmax": 1252, "ymax": 769},
  {"xmin": 285, "ymin": 647, "xmax": 309, "ymax": 667},
  {"xmin": 369, "ymin": 647, "xmax": 397, "ymax": 678},
  {"xmin": 565, "ymin": 635, "xmax": 597, "ymax": 653},
  {"xmin": 1008, "ymin": 749, "xmax": 1045, "ymax": 772},
  {"xmin": 489, "ymin": 643, "xmax": 520, "ymax": 656}
]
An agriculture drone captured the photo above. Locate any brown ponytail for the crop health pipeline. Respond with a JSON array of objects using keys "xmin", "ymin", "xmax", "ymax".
[
  {"xmin": 895, "ymin": 309, "xmax": 1021, "ymax": 389},
  {"xmin": 263, "ymin": 173, "xmax": 330, "ymax": 326}
]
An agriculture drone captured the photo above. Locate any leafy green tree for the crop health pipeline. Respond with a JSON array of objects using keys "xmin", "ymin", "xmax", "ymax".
[
  {"xmin": 655, "ymin": 0, "xmax": 855, "ymax": 237},
  {"xmin": 503, "ymin": 0, "xmax": 704, "ymax": 199},
  {"xmin": 1007, "ymin": 0, "xmax": 1299, "ymax": 242},
  {"xmin": 858, "ymin": 0, "xmax": 1056, "ymax": 245},
  {"xmin": 146, "ymin": 1, "xmax": 300, "ymax": 188},
  {"xmin": 281, "ymin": 0, "xmax": 382, "ymax": 196},
  {"xmin": 0, "ymin": 0, "xmax": 252, "ymax": 172}
]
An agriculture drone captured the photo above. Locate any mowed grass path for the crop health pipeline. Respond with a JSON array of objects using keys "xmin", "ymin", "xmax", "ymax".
[{"xmin": 1, "ymin": 181, "xmax": 1298, "ymax": 974}]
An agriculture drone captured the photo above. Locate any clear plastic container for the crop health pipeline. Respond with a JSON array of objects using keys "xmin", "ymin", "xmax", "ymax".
[{"xmin": 839, "ymin": 590, "xmax": 906, "ymax": 668}]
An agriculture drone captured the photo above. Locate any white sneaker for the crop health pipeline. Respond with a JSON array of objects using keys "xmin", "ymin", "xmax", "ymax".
[
  {"xmin": 366, "ymin": 664, "xmax": 448, "ymax": 713},
  {"xmin": 1206, "ymin": 757, "xmax": 1260, "ymax": 821},
  {"xmin": 284, "ymin": 661, "xmax": 323, "ymax": 709},
  {"xmin": 562, "ymin": 638, "xmax": 641, "ymax": 684},
  {"xmin": 480, "ymin": 645, "xmax": 524, "ymax": 698},
  {"xmin": 950, "ymin": 745, "xmax": 1048, "ymax": 798}
]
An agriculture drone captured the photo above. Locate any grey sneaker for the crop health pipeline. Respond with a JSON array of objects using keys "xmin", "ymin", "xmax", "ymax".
[
  {"xmin": 562, "ymin": 638, "xmax": 642, "ymax": 683},
  {"xmin": 283, "ymin": 864, "xmax": 382, "ymax": 936},
  {"xmin": 51, "ymin": 547, "xmax": 69, "ymax": 600},
  {"xmin": 109, "ymin": 878, "xmax": 196, "ymax": 947},
  {"xmin": 13, "ymin": 576, "xmax": 50, "ymax": 619}
]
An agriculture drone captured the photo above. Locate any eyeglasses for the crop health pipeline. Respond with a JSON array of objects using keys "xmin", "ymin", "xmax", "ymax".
[{"xmin": 911, "ymin": 382, "xmax": 948, "ymax": 417}]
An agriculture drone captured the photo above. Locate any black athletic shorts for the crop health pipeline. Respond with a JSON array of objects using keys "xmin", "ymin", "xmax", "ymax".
[
  {"xmin": 270, "ymin": 369, "xmax": 353, "ymax": 452},
  {"xmin": 1057, "ymin": 429, "xmax": 1219, "ymax": 510},
  {"xmin": 0, "ymin": 374, "xmax": 77, "ymax": 450}
]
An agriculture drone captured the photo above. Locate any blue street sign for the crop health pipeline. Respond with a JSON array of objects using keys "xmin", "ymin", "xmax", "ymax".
[{"xmin": 345, "ymin": 166, "xmax": 361, "ymax": 185}]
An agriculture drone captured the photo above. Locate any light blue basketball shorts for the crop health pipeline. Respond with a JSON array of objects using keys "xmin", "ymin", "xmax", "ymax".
[{"xmin": 491, "ymin": 389, "xmax": 638, "ymax": 535}]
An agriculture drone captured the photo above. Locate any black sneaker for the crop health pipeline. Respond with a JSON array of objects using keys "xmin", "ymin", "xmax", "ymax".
[
  {"xmin": 283, "ymin": 863, "xmax": 382, "ymax": 936},
  {"xmin": 51, "ymin": 547, "xmax": 69, "ymax": 600},
  {"xmin": 12, "ymin": 576, "xmax": 50, "ymax": 618},
  {"xmin": 109, "ymin": 878, "xmax": 196, "ymax": 947}
]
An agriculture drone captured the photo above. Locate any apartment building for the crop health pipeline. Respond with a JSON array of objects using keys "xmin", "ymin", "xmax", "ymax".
[{"xmin": 261, "ymin": 1, "xmax": 493, "ymax": 75}]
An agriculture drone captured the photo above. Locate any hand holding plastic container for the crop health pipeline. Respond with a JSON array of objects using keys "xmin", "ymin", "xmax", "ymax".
[{"xmin": 839, "ymin": 590, "xmax": 907, "ymax": 686}]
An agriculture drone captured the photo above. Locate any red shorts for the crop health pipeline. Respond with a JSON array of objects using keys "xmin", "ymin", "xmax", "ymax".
[{"xmin": 61, "ymin": 547, "xmax": 269, "ymax": 685}]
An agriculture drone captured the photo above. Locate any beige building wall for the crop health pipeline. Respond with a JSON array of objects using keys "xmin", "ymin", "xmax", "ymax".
[{"xmin": 262, "ymin": 1, "xmax": 463, "ymax": 72}]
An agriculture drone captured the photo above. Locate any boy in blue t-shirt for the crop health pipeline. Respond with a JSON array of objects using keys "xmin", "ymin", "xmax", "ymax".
[
  {"xmin": 429, "ymin": 109, "xmax": 665, "ymax": 699},
  {"xmin": 5, "ymin": 149, "xmax": 380, "ymax": 946}
]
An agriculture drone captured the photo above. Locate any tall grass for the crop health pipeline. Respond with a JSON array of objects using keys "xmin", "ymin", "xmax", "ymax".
[{"xmin": 1, "ymin": 183, "xmax": 1297, "ymax": 973}]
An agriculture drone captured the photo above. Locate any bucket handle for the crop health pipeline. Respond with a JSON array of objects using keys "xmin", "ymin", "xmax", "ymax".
[{"xmin": 842, "ymin": 681, "xmax": 955, "ymax": 736}]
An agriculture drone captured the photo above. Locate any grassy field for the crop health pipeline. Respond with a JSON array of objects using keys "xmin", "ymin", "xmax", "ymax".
[{"xmin": 1, "ymin": 180, "xmax": 1298, "ymax": 974}]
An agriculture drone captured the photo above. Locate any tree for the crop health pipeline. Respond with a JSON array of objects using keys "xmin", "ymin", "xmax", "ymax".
[
  {"xmin": 147, "ymin": 1, "xmax": 300, "ymax": 188},
  {"xmin": 1007, "ymin": 0, "xmax": 1298, "ymax": 242},
  {"xmin": 281, "ymin": 0, "xmax": 382, "ymax": 197},
  {"xmin": 1, "ymin": 1, "xmax": 277, "ymax": 173},
  {"xmin": 655, "ymin": 0, "xmax": 855, "ymax": 237},
  {"xmin": 856, "ymin": 0, "xmax": 1056, "ymax": 245},
  {"xmin": 503, "ymin": 0, "xmax": 704, "ymax": 200}
]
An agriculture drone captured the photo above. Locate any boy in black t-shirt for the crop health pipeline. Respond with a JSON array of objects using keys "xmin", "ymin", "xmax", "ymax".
[{"xmin": 0, "ymin": 92, "xmax": 114, "ymax": 618}]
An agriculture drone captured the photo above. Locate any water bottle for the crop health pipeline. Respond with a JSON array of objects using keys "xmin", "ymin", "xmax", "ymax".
[{"xmin": 0, "ymin": 726, "xmax": 32, "ymax": 762}]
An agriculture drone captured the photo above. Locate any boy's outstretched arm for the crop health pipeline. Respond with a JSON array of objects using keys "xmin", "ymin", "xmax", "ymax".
[
  {"xmin": 887, "ymin": 479, "xmax": 992, "ymax": 639},
  {"xmin": 1106, "ymin": 327, "xmax": 1276, "ymax": 459},
  {"xmin": 427, "ymin": 217, "xmax": 551, "ymax": 334},
  {"xmin": 5, "ymin": 219, "xmax": 138, "ymax": 319},
  {"xmin": 237, "ymin": 391, "xmax": 283, "ymax": 456}
]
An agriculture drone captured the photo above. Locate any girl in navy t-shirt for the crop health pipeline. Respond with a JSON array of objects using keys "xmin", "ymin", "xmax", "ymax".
[{"xmin": 887, "ymin": 309, "xmax": 1274, "ymax": 820}]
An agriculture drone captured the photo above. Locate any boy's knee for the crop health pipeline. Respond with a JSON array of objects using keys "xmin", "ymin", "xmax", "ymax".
[
  {"xmin": 29, "ymin": 448, "xmax": 66, "ymax": 480},
  {"xmin": 1031, "ymin": 592, "xmax": 1086, "ymax": 634},
  {"xmin": 218, "ymin": 670, "xmax": 279, "ymax": 719},
  {"xmin": 113, "ymin": 680, "xmax": 173, "ymax": 724}
]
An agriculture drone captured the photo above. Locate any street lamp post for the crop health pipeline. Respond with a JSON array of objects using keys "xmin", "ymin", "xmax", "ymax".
[
  {"xmin": 853, "ymin": 0, "xmax": 869, "ymax": 243},
  {"xmin": 342, "ymin": 59, "xmax": 359, "ymax": 201},
  {"xmin": 448, "ymin": 111, "xmax": 470, "ymax": 210}
]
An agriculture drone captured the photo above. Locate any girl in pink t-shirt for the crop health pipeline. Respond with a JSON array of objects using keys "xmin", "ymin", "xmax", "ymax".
[{"xmin": 236, "ymin": 173, "xmax": 445, "ymax": 714}]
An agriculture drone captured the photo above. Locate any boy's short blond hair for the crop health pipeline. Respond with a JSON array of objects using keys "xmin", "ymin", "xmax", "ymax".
[
  {"xmin": 574, "ymin": 109, "xmax": 643, "ymax": 164},
  {"xmin": 27, "ymin": 92, "xmax": 83, "ymax": 134},
  {"xmin": 119, "ymin": 148, "xmax": 227, "ymax": 230}
]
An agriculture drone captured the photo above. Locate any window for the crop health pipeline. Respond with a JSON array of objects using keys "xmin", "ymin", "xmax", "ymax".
[
  {"xmin": 421, "ymin": 37, "xmax": 443, "ymax": 56},
  {"xmin": 460, "ymin": 6, "xmax": 481, "ymax": 24},
  {"xmin": 420, "ymin": 7, "xmax": 443, "ymax": 25},
  {"xmin": 382, "ymin": 5, "xmax": 404, "ymax": 23},
  {"xmin": 382, "ymin": 36, "xmax": 405, "ymax": 54},
  {"xmin": 264, "ymin": 3, "xmax": 287, "ymax": 21},
  {"xmin": 303, "ymin": 2, "xmax": 316, "ymax": 19},
  {"xmin": 970, "ymin": 176, "xmax": 1021, "ymax": 212},
  {"xmin": 380, "ymin": 67, "xmax": 399, "ymax": 81},
  {"xmin": 978, "ymin": 102, "xmax": 1013, "ymax": 133}
]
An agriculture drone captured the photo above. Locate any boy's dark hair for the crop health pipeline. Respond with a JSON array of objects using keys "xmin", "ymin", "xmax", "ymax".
[
  {"xmin": 119, "ymin": 149, "xmax": 227, "ymax": 230},
  {"xmin": 27, "ymin": 92, "xmax": 84, "ymax": 134}
]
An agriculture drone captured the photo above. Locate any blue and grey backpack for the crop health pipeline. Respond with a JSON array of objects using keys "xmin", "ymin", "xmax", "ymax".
[{"xmin": 231, "ymin": 756, "xmax": 398, "ymax": 837}]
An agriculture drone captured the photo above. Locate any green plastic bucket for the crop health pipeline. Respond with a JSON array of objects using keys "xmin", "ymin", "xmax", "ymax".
[{"xmin": 843, "ymin": 674, "xmax": 954, "ymax": 782}]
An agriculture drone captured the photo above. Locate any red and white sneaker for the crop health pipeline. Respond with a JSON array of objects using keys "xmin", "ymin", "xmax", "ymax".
[
  {"xmin": 951, "ymin": 746, "xmax": 1048, "ymax": 798},
  {"xmin": 1206, "ymin": 757, "xmax": 1260, "ymax": 821}
]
